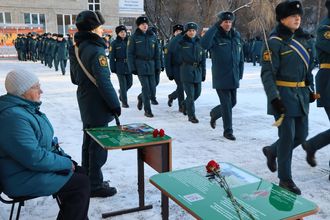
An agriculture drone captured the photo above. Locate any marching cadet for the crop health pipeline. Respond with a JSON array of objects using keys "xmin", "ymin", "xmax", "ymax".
[
  {"xmin": 66, "ymin": 33, "xmax": 74, "ymax": 48},
  {"xmin": 70, "ymin": 10, "xmax": 121, "ymax": 197},
  {"xmin": 109, "ymin": 25, "xmax": 132, "ymax": 108},
  {"xmin": 201, "ymin": 11, "xmax": 244, "ymax": 140},
  {"xmin": 30, "ymin": 32, "xmax": 38, "ymax": 62},
  {"xmin": 302, "ymin": 0, "xmax": 330, "ymax": 175},
  {"xmin": 127, "ymin": 16, "xmax": 160, "ymax": 117},
  {"xmin": 261, "ymin": 0, "xmax": 315, "ymax": 195},
  {"xmin": 49, "ymin": 33, "xmax": 58, "ymax": 69},
  {"xmin": 14, "ymin": 34, "xmax": 22, "ymax": 61},
  {"xmin": 176, "ymin": 22, "xmax": 206, "ymax": 123},
  {"xmin": 43, "ymin": 33, "xmax": 52, "ymax": 67},
  {"xmin": 165, "ymin": 24, "xmax": 185, "ymax": 112},
  {"xmin": 55, "ymin": 34, "xmax": 69, "ymax": 75}
]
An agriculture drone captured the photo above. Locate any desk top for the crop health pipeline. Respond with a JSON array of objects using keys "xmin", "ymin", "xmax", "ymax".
[
  {"xmin": 86, "ymin": 123, "xmax": 171, "ymax": 150},
  {"xmin": 150, "ymin": 163, "xmax": 318, "ymax": 220}
]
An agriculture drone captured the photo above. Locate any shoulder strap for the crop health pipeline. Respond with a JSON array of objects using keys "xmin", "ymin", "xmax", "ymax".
[
  {"xmin": 269, "ymin": 36, "xmax": 310, "ymax": 69},
  {"xmin": 74, "ymin": 46, "xmax": 98, "ymax": 87}
]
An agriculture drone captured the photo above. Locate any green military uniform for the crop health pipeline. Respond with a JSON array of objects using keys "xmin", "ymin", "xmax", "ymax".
[
  {"xmin": 261, "ymin": 1, "xmax": 314, "ymax": 195},
  {"xmin": 127, "ymin": 17, "xmax": 160, "ymax": 117}
]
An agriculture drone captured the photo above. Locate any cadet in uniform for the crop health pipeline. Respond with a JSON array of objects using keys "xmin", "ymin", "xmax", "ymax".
[
  {"xmin": 55, "ymin": 34, "xmax": 69, "ymax": 75},
  {"xmin": 127, "ymin": 16, "xmax": 160, "ymax": 117},
  {"xmin": 302, "ymin": 0, "xmax": 330, "ymax": 175},
  {"xmin": 109, "ymin": 25, "xmax": 132, "ymax": 108},
  {"xmin": 201, "ymin": 11, "xmax": 244, "ymax": 140},
  {"xmin": 70, "ymin": 10, "xmax": 121, "ymax": 197},
  {"xmin": 177, "ymin": 22, "xmax": 206, "ymax": 123},
  {"xmin": 261, "ymin": 1, "xmax": 315, "ymax": 195},
  {"xmin": 165, "ymin": 24, "xmax": 185, "ymax": 112}
]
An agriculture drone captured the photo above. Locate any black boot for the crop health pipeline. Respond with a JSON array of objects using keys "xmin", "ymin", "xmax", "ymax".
[
  {"xmin": 279, "ymin": 179, "xmax": 301, "ymax": 195},
  {"xmin": 302, "ymin": 142, "xmax": 316, "ymax": 167},
  {"xmin": 151, "ymin": 99, "xmax": 159, "ymax": 105},
  {"xmin": 91, "ymin": 185, "xmax": 117, "ymax": 198},
  {"xmin": 137, "ymin": 96, "xmax": 143, "ymax": 110},
  {"xmin": 122, "ymin": 102, "xmax": 129, "ymax": 108},
  {"xmin": 262, "ymin": 146, "xmax": 277, "ymax": 172},
  {"xmin": 168, "ymin": 95, "xmax": 174, "ymax": 107},
  {"xmin": 144, "ymin": 111, "xmax": 154, "ymax": 118},
  {"xmin": 188, "ymin": 116, "xmax": 199, "ymax": 123},
  {"xmin": 223, "ymin": 133, "xmax": 236, "ymax": 141}
]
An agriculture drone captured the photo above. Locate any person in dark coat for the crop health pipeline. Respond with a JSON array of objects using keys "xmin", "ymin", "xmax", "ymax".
[
  {"xmin": 261, "ymin": 1, "xmax": 315, "ymax": 195},
  {"xmin": 29, "ymin": 33, "xmax": 38, "ymax": 62},
  {"xmin": 109, "ymin": 25, "xmax": 132, "ymax": 108},
  {"xmin": 55, "ymin": 34, "xmax": 69, "ymax": 75},
  {"xmin": 70, "ymin": 10, "xmax": 121, "ymax": 197},
  {"xmin": 127, "ymin": 16, "xmax": 160, "ymax": 117},
  {"xmin": 49, "ymin": 33, "xmax": 58, "ymax": 69},
  {"xmin": 302, "ymin": 0, "xmax": 330, "ymax": 176},
  {"xmin": 165, "ymin": 24, "xmax": 185, "ymax": 112},
  {"xmin": 176, "ymin": 22, "xmax": 206, "ymax": 123},
  {"xmin": 0, "ymin": 69, "xmax": 90, "ymax": 220},
  {"xmin": 201, "ymin": 11, "xmax": 244, "ymax": 140},
  {"xmin": 43, "ymin": 33, "xmax": 52, "ymax": 66},
  {"xmin": 252, "ymin": 36, "xmax": 263, "ymax": 66}
]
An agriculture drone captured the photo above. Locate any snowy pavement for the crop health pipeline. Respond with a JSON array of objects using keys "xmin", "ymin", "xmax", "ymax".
[{"xmin": 0, "ymin": 59, "xmax": 329, "ymax": 220}]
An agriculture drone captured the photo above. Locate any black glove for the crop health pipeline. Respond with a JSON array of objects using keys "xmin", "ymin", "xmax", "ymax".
[
  {"xmin": 161, "ymin": 67, "xmax": 165, "ymax": 72},
  {"xmin": 309, "ymin": 92, "xmax": 316, "ymax": 103},
  {"xmin": 202, "ymin": 76, "xmax": 205, "ymax": 82},
  {"xmin": 111, "ymin": 69, "xmax": 116, "ymax": 74},
  {"xmin": 271, "ymin": 98, "xmax": 286, "ymax": 114},
  {"xmin": 131, "ymin": 71, "xmax": 137, "ymax": 75},
  {"xmin": 111, "ymin": 107, "xmax": 121, "ymax": 117},
  {"xmin": 168, "ymin": 75, "xmax": 174, "ymax": 81}
]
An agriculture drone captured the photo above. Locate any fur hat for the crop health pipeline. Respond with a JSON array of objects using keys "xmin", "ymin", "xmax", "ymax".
[
  {"xmin": 217, "ymin": 11, "xmax": 235, "ymax": 23},
  {"xmin": 76, "ymin": 10, "xmax": 105, "ymax": 31},
  {"xmin": 172, "ymin": 24, "xmax": 184, "ymax": 34},
  {"xmin": 115, "ymin": 25, "xmax": 127, "ymax": 35},
  {"xmin": 184, "ymin": 22, "xmax": 198, "ymax": 31},
  {"xmin": 276, "ymin": 1, "xmax": 303, "ymax": 22},
  {"xmin": 136, "ymin": 16, "xmax": 149, "ymax": 26},
  {"xmin": 5, "ymin": 69, "xmax": 39, "ymax": 96}
]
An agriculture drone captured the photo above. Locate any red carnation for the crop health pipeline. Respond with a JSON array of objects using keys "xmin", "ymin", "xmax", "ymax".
[
  {"xmin": 206, "ymin": 160, "xmax": 220, "ymax": 173},
  {"xmin": 159, "ymin": 129, "xmax": 165, "ymax": 137},
  {"xmin": 153, "ymin": 129, "xmax": 159, "ymax": 137}
]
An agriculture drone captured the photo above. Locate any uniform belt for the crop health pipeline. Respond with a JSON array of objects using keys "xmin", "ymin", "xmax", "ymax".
[
  {"xmin": 183, "ymin": 62, "xmax": 200, "ymax": 67},
  {"xmin": 115, "ymin": 58, "xmax": 127, "ymax": 62},
  {"xmin": 136, "ymin": 55, "xmax": 153, "ymax": 61},
  {"xmin": 320, "ymin": 63, "xmax": 330, "ymax": 69},
  {"xmin": 276, "ymin": 80, "xmax": 306, "ymax": 87}
]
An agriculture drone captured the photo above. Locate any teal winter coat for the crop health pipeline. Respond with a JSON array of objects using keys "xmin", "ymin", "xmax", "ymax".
[{"xmin": 0, "ymin": 94, "xmax": 72, "ymax": 197}]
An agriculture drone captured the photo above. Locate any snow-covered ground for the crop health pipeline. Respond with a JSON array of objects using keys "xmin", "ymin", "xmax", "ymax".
[{"xmin": 0, "ymin": 59, "xmax": 329, "ymax": 220}]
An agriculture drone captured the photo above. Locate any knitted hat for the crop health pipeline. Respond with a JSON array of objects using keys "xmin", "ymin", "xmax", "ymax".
[
  {"xmin": 276, "ymin": 1, "xmax": 303, "ymax": 22},
  {"xmin": 5, "ymin": 69, "xmax": 39, "ymax": 96},
  {"xmin": 172, "ymin": 24, "xmax": 184, "ymax": 34},
  {"xmin": 136, "ymin": 16, "xmax": 149, "ymax": 26},
  {"xmin": 75, "ymin": 10, "xmax": 105, "ymax": 31},
  {"xmin": 115, "ymin": 25, "xmax": 127, "ymax": 35},
  {"xmin": 217, "ymin": 11, "xmax": 235, "ymax": 23}
]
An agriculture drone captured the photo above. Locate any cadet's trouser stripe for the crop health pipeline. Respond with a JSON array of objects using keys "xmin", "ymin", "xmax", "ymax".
[{"xmin": 320, "ymin": 63, "xmax": 330, "ymax": 69}]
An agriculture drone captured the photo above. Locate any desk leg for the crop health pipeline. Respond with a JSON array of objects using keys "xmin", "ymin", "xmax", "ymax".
[
  {"xmin": 161, "ymin": 143, "xmax": 169, "ymax": 220},
  {"xmin": 101, "ymin": 149, "xmax": 152, "ymax": 218}
]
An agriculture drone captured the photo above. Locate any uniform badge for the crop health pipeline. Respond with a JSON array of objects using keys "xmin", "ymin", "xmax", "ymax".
[
  {"xmin": 109, "ymin": 46, "xmax": 112, "ymax": 52},
  {"xmin": 164, "ymin": 48, "xmax": 168, "ymax": 54},
  {"xmin": 263, "ymin": 50, "xmax": 272, "ymax": 61},
  {"xmin": 98, "ymin": 55, "xmax": 108, "ymax": 67},
  {"xmin": 324, "ymin": 31, "xmax": 330, "ymax": 39}
]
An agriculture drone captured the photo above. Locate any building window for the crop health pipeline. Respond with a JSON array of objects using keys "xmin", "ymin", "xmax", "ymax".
[
  {"xmin": 57, "ymin": 14, "xmax": 77, "ymax": 35},
  {"xmin": 88, "ymin": 0, "xmax": 101, "ymax": 11},
  {"xmin": 24, "ymin": 13, "xmax": 46, "ymax": 29},
  {"xmin": 0, "ymin": 12, "xmax": 11, "ymax": 24}
]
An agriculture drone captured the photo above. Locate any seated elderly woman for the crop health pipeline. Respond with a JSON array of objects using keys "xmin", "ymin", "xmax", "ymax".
[{"xmin": 0, "ymin": 69, "xmax": 90, "ymax": 220}]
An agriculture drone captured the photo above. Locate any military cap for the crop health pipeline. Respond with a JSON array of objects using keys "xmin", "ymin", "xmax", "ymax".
[
  {"xmin": 31, "ymin": 32, "xmax": 37, "ymax": 36},
  {"xmin": 136, "ymin": 16, "xmax": 149, "ymax": 26},
  {"xmin": 217, "ymin": 11, "xmax": 235, "ymax": 23},
  {"xmin": 184, "ymin": 22, "xmax": 198, "ymax": 31},
  {"xmin": 115, "ymin": 25, "xmax": 127, "ymax": 35},
  {"xmin": 52, "ymin": 33, "xmax": 58, "ymax": 37},
  {"xmin": 57, "ymin": 34, "xmax": 64, "ymax": 38},
  {"xmin": 172, "ymin": 24, "xmax": 184, "ymax": 34},
  {"xmin": 276, "ymin": 1, "xmax": 303, "ymax": 22},
  {"xmin": 46, "ymin": 32, "xmax": 51, "ymax": 36},
  {"xmin": 75, "ymin": 10, "xmax": 105, "ymax": 31}
]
